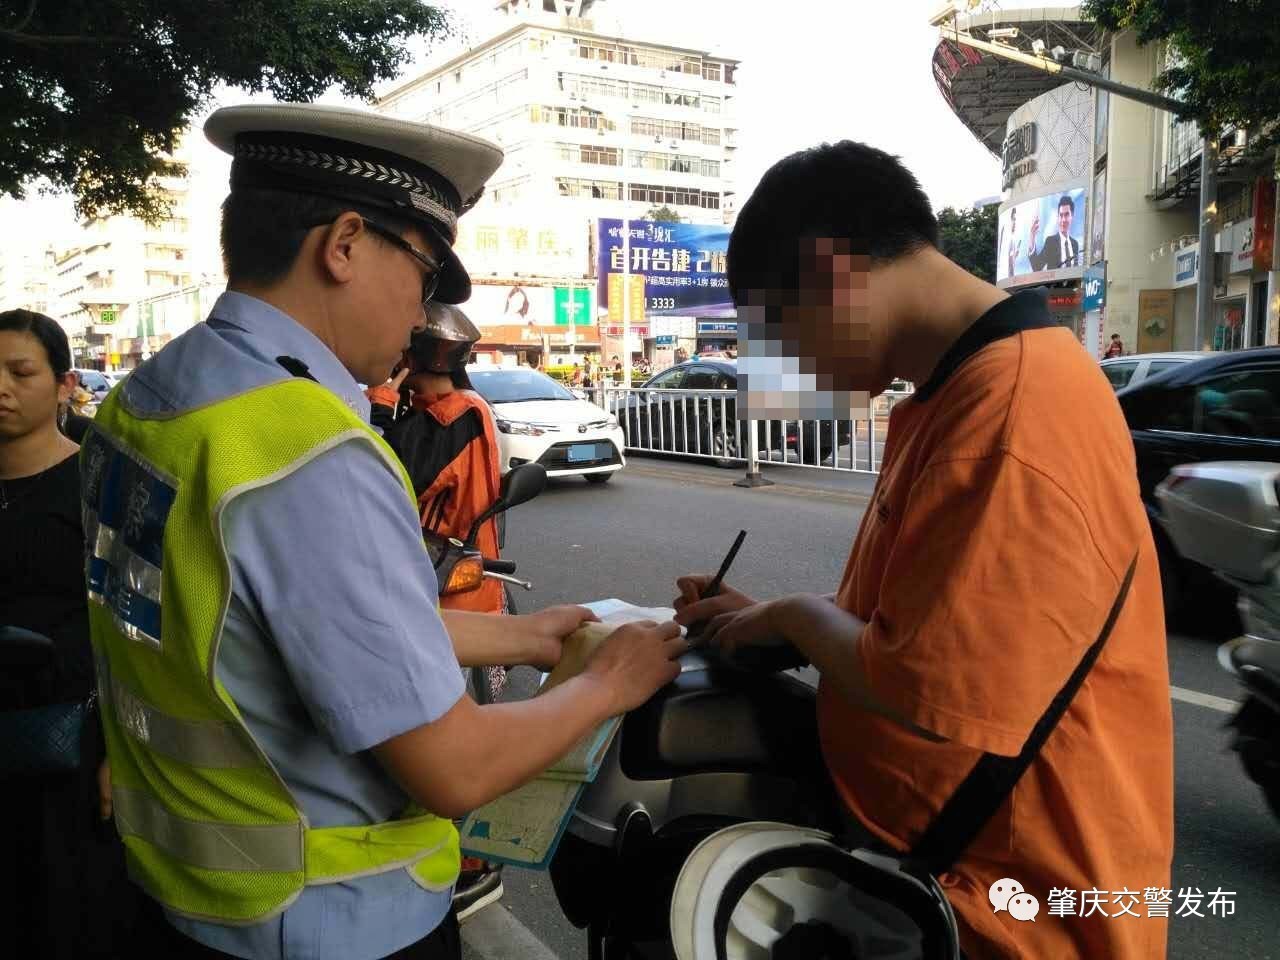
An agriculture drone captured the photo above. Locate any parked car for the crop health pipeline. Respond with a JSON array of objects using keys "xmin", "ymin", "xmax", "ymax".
[
  {"xmin": 466, "ymin": 364, "xmax": 625, "ymax": 484},
  {"xmin": 1100, "ymin": 352, "xmax": 1206, "ymax": 391},
  {"xmin": 620, "ymin": 359, "xmax": 854, "ymax": 467},
  {"xmin": 74, "ymin": 368, "xmax": 113, "ymax": 402},
  {"xmin": 104, "ymin": 370, "xmax": 130, "ymax": 386},
  {"xmin": 1117, "ymin": 347, "xmax": 1280, "ymax": 618}
]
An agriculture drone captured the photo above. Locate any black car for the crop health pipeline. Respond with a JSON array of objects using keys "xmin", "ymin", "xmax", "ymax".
[
  {"xmin": 1117, "ymin": 346, "xmax": 1280, "ymax": 616},
  {"xmin": 615, "ymin": 359, "xmax": 853, "ymax": 467}
]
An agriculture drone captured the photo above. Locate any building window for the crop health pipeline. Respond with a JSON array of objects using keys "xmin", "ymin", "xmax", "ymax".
[
  {"xmin": 702, "ymin": 62, "xmax": 722, "ymax": 82},
  {"xmin": 703, "ymin": 96, "xmax": 721, "ymax": 114},
  {"xmin": 557, "ymin": 177, "xmax": 622, "ymax": 200},
  {"xmin": 630, "ymin": 116, "xmax": 718, "ymax": 144},
  {"xmin": 629, "ymin": 150, "xmax": 720, "ymax": 177},
  {"xmin": 532, "ymin": 105, "xmax": 616, "ymax": 131},
  {"xmin": 628, "ymin": 182, "xmax": 720, "ymax": 209},
  {"xmin": 1219, "ymin": 181, "xmax": 1252, "ymax": 223},
  {"xmin": 556, "ymin": 142, "xmax": 621, "ymax": 166}
]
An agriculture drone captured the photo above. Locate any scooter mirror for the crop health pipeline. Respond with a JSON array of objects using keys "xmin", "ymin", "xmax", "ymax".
[
  {"xmin": 464, "ymin": 463, "xmax": 547, "ymax": 545},
  {"xmin": 498, "ymin": 463, "xmax": 547, "ymax": 512}
]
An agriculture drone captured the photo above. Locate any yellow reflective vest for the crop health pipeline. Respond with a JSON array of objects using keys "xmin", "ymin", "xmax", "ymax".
[{"xmin": 83, "ymin": 378, "xmax": 460, "ymax": 923}]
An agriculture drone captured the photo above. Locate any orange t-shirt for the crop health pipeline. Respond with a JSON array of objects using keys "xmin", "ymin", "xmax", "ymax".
[{"xmin": 820, "ymin": 299, "xmax": 1173, "ymax": 959}]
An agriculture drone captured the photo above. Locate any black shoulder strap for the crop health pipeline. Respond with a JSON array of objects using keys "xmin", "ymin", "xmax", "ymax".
[
  {"xmin": 909, "ymin": 552, "xmax": 1140, "ymax": 876},
  {"xmin": 276, "ymin": 355, "xmax": 318, "ymax": 382}
]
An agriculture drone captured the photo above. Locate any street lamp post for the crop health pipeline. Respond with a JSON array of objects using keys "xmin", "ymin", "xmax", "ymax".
[{"xmin": 940, "ymin": 27, "xmax": 1217, "ymax": 347}]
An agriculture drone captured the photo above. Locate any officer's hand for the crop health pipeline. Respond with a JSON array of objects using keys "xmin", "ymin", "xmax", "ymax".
[
  {"xmin": 585, "ymin": 620, "xmax": 686, "ymax": 715},
  {"xmin": 672, "ymin": 575, "xmax": 756, "ymax": 628},
  {"xmin": 522, "ymin": 605, "xmax": 599, "ymax": 670}
]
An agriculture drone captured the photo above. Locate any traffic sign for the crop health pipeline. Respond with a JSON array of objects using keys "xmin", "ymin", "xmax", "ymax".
[{"xmin": 553, "ymin": 287, "xmax": 592, "ymax": 325}]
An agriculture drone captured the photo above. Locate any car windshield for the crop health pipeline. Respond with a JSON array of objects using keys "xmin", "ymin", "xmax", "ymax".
[
  {"xmin": 469, "ymin": 368, "xmax": 575, "ymax": 404},
  {"xmin": 81, "ymin": 371, "xmax": 110, "ymax": 390}
]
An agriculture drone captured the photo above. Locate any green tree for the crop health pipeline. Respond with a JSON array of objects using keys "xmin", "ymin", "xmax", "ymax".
[
  {"xmin": 645, "ymin": 205, "xmax": 682, "ymax": 223},
  {"xmin": 1, "ymin": 0, "xmax": 453, "ymax": 220},
  {"xmin": 936, "ymin": 204, "xmax": 998, "ymax": 283},
  {"xmin": 1083, "ymin": 0, "xmax": 1280, "ymax": 153}
]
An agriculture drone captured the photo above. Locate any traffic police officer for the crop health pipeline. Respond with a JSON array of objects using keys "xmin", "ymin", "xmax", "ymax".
[{"xmin": 82, "ymin": 103, "xmax": 685, "ymax": 960}]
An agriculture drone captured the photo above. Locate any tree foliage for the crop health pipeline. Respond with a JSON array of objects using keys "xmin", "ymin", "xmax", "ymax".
[
  {"xmin": 1, "ymin": 0, "xmax": 453, "ymax": 221},
  {"xmin": 645, "ymin": 205, "xmax": 683, "ymax": 223},
  {"xmin": 936, "ymin": 204, "xmax": 998, "ymax": 283},
  {"xmin": 1083, "ymin": 0, "xmax": 1280, "ymax": 142}
]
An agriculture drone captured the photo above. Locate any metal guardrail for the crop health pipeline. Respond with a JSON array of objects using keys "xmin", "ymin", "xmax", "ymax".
[{"xmin": 583, "ymin": 386, "xmax": 912, "ymax": 477}]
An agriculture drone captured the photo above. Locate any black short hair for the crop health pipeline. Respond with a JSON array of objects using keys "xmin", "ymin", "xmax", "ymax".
[
  {"xmin": 220, "ymin": 188, "xmax": 418, "ymax": 287},
  {"xmin": 0, "ymin": 309, "xmax": 71, "ymax": 378},
  {"xmin": 728, "ymin": 141, "xmax": 938, "ymax": 305},
  {"xmin": 1058, "ymin": 195, "xmax": 1075, "ymax": 213}
]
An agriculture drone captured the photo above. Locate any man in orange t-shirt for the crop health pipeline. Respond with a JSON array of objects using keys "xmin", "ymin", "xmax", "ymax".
[{"xmin": 675, "ymin": 142, "xmax": 1173, "ymax": 959}]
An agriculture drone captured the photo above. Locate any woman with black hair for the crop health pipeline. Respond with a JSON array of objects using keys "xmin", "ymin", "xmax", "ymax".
[{"xmin": 0, "ymin": 309, "xmax": 139, "ymax": 957}]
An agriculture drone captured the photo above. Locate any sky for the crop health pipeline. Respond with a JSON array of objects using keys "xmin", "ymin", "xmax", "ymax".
[{"xmin": 7, "ymin": 0, "xmax": 1026, "ymax": 258}]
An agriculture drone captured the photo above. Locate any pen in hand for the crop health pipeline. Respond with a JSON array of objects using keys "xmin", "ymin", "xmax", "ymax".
[{"xmin": 686, "ymin": 529, "xmax": 747, "ymax": 644}]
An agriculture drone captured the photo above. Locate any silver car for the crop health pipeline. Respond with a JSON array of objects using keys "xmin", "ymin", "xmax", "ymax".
[{"xmin": 1100, "ymin": 351, "xmax": 1207, "ymax": 391}]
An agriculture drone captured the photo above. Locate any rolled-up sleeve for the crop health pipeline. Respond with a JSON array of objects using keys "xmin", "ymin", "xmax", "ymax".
[{"xmin": 220, "ymin": 438, "xmax": 464, "ymax": 754}]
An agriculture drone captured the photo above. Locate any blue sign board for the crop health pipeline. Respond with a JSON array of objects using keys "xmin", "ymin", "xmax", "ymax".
[
  {"xmin": 1082, "ymin": 265, "xmax": 1106, "ymax": 312},
  {"xmin": 596, "ymin": 219, "xmax": 734, "ymax": 319},
  {"xmin": 697, "ymin": 321, "xmax": 737, "ymax": 335},
  {"xmin": 1174, "ymin": 245, "xmax": 1199, "ymax": 288},
  {"xmin": 655, "ymin": 334, "xmax": 676, "ymax": 346}
]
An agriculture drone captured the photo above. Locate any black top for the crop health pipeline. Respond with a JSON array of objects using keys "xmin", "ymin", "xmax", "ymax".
[
  {"xmin": 0, "ymin": 452, "xmax": 92, "ymax": 702},
  {"xmin": 378, "ymin": 403, "xmax": 485, "ymax": 501}
]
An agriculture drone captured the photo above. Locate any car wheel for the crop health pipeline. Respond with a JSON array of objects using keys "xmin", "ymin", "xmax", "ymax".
[
  {"xmin": 705, "ymin": 420, "xmax": 741, "ymax": 468},
  {"xmin": 586, "ymin": 473, "xmax": 612, "ymax": 484}
]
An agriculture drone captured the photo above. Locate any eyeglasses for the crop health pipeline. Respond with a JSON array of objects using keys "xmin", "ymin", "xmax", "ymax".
[{"xmin": 362, "ymin": 217, "xmax": 443, "ymax": 306}]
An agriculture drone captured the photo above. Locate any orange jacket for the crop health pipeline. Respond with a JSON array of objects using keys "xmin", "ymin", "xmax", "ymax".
[{"xmin": 411, "ymin": 390, "xmax": 507, "ymax": 614}]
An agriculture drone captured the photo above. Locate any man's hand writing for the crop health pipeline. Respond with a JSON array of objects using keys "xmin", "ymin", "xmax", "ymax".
[{"xmin": 672, "ymin": 575, "xmax": 756, "ymax": 628}]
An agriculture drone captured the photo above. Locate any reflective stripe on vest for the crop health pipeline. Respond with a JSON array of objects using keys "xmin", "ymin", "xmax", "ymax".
[
  {"xmin": 86, "ymin": 377, "xmax": 460, "ymax": 923},
  {"xmin": 97, "ymin": 654, "xmax": 260, "ymax": 769}
]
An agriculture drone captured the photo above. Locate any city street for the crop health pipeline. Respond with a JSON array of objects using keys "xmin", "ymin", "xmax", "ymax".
[{"xmin": 460, "ymin": 456, "xmax": 1280, "ymax": 960}]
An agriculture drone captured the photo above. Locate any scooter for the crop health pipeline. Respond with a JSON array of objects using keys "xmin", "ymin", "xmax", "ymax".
[
  {"xmin": 548, "ymin": 637, "xmax": 852, "ymax": 960},
  {"xmin": 1156, "ymin": 461, "xmax": 1280, "ymax": 819},
  {"xmin": 423, "ymin": 462, "xmax": 546, "ymax": 704}
]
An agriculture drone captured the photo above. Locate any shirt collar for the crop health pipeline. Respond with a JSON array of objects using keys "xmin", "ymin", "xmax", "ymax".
[{"xmin": 210, "ymin": 291, "xmax": 371, "ymax": 420}]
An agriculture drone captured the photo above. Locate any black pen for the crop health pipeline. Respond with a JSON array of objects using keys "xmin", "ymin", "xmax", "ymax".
[{"xmin": 686, "ymin": 529, "xmax": 747, "ymax": 642}]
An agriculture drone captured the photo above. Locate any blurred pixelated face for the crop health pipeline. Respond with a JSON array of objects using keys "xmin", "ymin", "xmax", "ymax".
[
  {"xmin": 1057, "ymin": 202, "xmax": 1073, "ymax": 236},
  {"xmin": 736, "ymin": 237, "xmax": 876, "ymax": 421}
]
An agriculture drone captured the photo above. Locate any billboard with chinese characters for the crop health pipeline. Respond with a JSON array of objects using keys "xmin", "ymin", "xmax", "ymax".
[
  {"xmin": 596, "ymin": 219, "xmax": 733, "ymax": 319},
  {"xmin": 996, "ymin": 186, "xmax": 1088, "ymax": 288}
]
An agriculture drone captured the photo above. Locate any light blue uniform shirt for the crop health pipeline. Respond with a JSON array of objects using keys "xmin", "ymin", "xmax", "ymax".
[{"xmin": 120, "ymin": 292, "xmax": 465, "ymax": 960}]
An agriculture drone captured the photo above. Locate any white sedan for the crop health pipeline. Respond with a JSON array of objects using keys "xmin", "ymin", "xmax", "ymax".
[{"xmin": 467, "ymin": 365, "xmax": 626, "ymax": 483}]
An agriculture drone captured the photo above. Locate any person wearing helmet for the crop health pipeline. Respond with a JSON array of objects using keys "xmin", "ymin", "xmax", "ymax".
[{"xmin": 368, "ymin": 302, "xmax": 505, "ymax": 626}]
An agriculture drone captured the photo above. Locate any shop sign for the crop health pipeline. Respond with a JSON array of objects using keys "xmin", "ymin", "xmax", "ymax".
[{"xmin": 1083, "ymin": 265, "xmax": 1106, "ymax": 313}]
